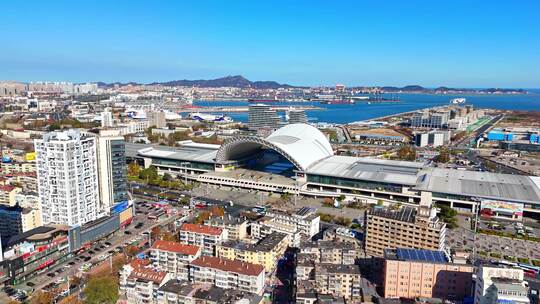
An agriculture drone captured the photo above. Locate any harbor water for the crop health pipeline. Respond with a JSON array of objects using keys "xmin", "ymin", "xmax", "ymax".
[{"xmin": 191, "ymin": 92, "xmax": 540, "ymax": 124}]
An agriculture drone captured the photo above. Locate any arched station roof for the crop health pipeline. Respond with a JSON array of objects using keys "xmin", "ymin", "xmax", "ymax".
[{"xmin": 215, "ymin": 124, "xmax": 333, "ymax": 171}]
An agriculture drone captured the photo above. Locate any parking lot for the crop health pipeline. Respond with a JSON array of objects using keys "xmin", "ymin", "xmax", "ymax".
[
  {"xmin": 447, "ymin": 215, "xmax": 540, "ymax": 264},
  {"xmin": 2, "ymin": 199, "xmax": 177, "ymax": 302}
]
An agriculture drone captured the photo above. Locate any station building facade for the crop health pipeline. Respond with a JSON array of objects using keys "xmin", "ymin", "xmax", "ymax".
[{"xmin": 126, "ymin": 124, "xmax": 540, "ymax": 217}]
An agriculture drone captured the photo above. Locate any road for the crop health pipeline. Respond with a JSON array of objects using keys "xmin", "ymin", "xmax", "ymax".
[
  {"xmin": 13, "ymin": 199, "xmax": 177, "ymax": 298},
  {"xmin": 455, "ymin": 114, "xmax": 503, "ymax": 149}
]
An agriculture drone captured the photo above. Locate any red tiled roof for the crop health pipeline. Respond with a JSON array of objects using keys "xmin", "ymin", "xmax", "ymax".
[
  {"xmin": 130, "ymin": 258, "xmax": 151, "ymax": 269},
  {"xmin": 152, "ymin": 240, "xmax": 200, "ymax": 255},
  {"xmin": 128, "ymin": 268, "xmax": 167, "ymax": 284},
  {"xmin": 0, "ymin": 185, "xmax": 16, "ymax": 192},
  {"xmin": 191, "ymin": 256, "xmax": 264, "ymax": 276},
  {"xmin": 180, "ymin": 223, "xmax": 222, "ymax": 236}
]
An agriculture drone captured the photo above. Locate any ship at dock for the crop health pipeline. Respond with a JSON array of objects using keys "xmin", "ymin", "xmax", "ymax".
[
  {"xmin": 450, "ymin": 98, "xmax": 466, "ymax": 104},
  {"xmin": 320, "ymin": 99, "xmax": 355, "ymax": 104},
  {"xmin": 248, "ymin": 97, "xmax": 280, "ymax": 103}
]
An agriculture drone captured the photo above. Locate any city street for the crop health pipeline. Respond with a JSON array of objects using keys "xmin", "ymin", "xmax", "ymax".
[{"xmin": 6, "ymin": 199, "xmax": 177, "ymax": 302}]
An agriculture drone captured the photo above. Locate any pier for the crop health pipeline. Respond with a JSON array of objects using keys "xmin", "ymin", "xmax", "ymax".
[{"xmin": 173, "ymin": 105, "xmax": 324, "ymax": 113}]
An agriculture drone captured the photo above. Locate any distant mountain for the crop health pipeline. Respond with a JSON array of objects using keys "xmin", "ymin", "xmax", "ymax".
[
  {"xmin": 379, "ymin": 85, "xmax": 527, "ymax": 94},
  {"xmin": 151, "ymin": 75, "xmax": 293, "ymax": 89},
  {"xmin": 96, "ymin": 81, "xmax": 141, "ymax": 88},
  {"xmin": 380, "ymin": 85, "xmax": 429, "ymax": 92}
]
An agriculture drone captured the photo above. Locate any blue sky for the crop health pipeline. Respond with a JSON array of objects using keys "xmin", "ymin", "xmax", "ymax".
[{"xmin": 1, "ymin": 0, "xmax": 539, "ymax": 87}]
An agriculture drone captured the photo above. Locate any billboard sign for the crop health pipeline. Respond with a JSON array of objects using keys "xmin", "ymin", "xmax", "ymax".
[{"xmin": 481, "ymin": 200, "xmax": 524, "ymax": 216}]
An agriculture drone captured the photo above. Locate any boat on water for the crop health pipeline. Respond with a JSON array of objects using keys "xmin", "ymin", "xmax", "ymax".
[
  {"xmin": 450, "ymin": 98, "xmax": 466, "ymax": 104},
  {"xmin": 188, "ymin": 112, "xmax": 233, "ymax": 122},
  {"xmin": 320, "ymin": 99, "xmax": 355, "ymax": 105},
  {"xmin": 248, "ymin": 97, "xmax": 280, "ymax": 103}
]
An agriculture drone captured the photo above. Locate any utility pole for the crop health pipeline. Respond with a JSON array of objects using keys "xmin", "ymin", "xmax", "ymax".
[{"xmin": 109, "ymin": 255, "xmax": 113, "ymax": 273}]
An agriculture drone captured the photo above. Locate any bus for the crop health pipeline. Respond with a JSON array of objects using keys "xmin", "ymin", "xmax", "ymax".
[
  {"xmin": 518, "ymin": 263, "xmax": 540, "ymax": 273},
  {"xmin": 148, "ymin": 210, "xmax": 165, "ymax": 220}
]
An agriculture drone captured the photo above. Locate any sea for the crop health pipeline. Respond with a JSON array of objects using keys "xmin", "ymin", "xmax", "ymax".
[{"xmin": 191, "ymin": 91, "xmax": 540, "ymax": 124}]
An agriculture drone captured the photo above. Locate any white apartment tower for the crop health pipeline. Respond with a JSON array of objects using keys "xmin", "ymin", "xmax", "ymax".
[{"xmin": 35, "ymin": 130, "xmax": 101, "ymax": 226}]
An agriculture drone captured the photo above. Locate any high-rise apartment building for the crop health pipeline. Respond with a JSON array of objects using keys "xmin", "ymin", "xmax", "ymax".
[
  {"xmin": 101, "ymin": 109, "xmax": 114, "ymax": 128},
  {"xmin": 288, "ymin": 109, "xmax": 307, "ymax": 124},
  {"xmin": 148, "ymin": 111, "xmax": 167, "ymax": 128},
  {"xmin": 248, "ymin": 104, "xmax": 282, "ymax": 130},
  {"xmin": 35, "ymin": 130, "xmax": 101, "ymax": 226},
  {"xmin": 96, "ymin": 131, "xmax": 129, "ymax": 213},
  {"xmin": 365, "ymin": 203, "xmax": 446, "ymax": 256},
  {"xmin": 410, "ymin": 111, "xmax": 449, "ymax": 128}
]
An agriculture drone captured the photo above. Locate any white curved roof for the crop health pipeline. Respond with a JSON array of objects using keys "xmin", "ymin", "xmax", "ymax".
[{"xmin": 265, "ymin": 124, "xmax": 334, "ymax": 170}]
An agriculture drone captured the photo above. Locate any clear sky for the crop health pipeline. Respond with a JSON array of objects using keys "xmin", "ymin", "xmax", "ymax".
[{"xmin": 1, "ymin": 0, "xmax": 539, "ymax": 88}]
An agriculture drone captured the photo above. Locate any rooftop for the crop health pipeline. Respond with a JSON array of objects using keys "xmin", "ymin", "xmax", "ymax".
[
  {"xmin": 151, "ymin": 240, "xmax": 200, "ymax": 255},
  {"xmin": 158, "ymin": 280, "xmax": 263, "ymax": 303},
  {"xmin": 125, "ymin": 142, "xmax": 217, "ymax": 164},
  {"xmin": 220, "ymin": 232, "xmax": 287, "ymax": 252},
  {"xmin": 180, "ymin": 223, "xmax": 223, "ymax": 236},
  {"xmin": 305, "ymin": 156, "xmax": 424, "ymax": 186},
  {"xmin": 416, "ymin": 168, "xmax": 540, "ymax": 203},
  {"xmin": 369, "ymin": 206, "xmax": 418, "ymax": 223},
  {"xmin": 316, "ymin": 264, "xmax": 361, "ymax": 275},
  {"xmin": 7, "ymin": 224, "xmax": 69, "ymax": 247},
  {"xmin": 128, "ymin": 268, "xmax": 168, "ymax": 284},
  {"xmin": 384, "ymin": 248, "xmax": 448, "ymax": 264},
  {"xmin": 190, "ymin": 256, "xmax": 264, "ymax": 276}
]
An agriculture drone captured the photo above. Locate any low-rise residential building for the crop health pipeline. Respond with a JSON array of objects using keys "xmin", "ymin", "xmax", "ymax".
[
  {"xmin": 383, "ymin": 248, "xmax": 474, "ymax": 300},
  {"xmin": 189, "ymin": 256, "xmax": 265, "ymax": 295},
  {"xmin": 475, "ymin": 265, "xmax": 527, "ymax": 304},
  {"xmin": 251, "ymin": 216, "xmax": 301, "ymax": 247},
  {"xmin": 0, "ymin": 185, "xmax": 21, "ymax": 206},
  {"xmin": 179, "ymin": 223, "xmax": 227, "ymax": 256},
  {"xmin": 205, "ymin": 215, "xmax": 248, "ymax": 240},
  {"xmin": 120, "ymin": 259, "xmax": 172, "ymax": 304},
  {"xmin": 150, "ymin": 240, "xmax": 201, "ymax": 280},
  {"xmin": 1, "ymin": 162, "xmax": 36, "ymax": 174},
  {"xmin": 314, "ymin": 264, "xmax": 362, "ymax": 301},
  {"xmin": 216, "ymin": 232, "xmax": 288, "ymax": 272},
  {"xmin": 0, "ymin": 205, "xmax": 42, "ymax": 239},
  {"xmin": 156, "ymin": 280, "xmax": 264, "ymax": 304},
  {"xmin": 365, "ymin": 203, "xmax": 446, "ymax": 256},
  {"xmin": 481, "ymin": 277, "xmax": 530, "ymax": 304},
  {"xmin": 265, "ymin": 207, "xmax": 320, "ymax": 239},
  {"xmin": 300, "ymin": 240, "xmax": 359, "ymax": 265}
]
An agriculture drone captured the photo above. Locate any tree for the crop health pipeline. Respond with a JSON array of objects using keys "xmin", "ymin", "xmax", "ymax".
[
  {"xmin": 47, "ymin": 123, "xmax": 61, "ymax": 131},
  {"xmin": 124, "ymin": 245, "xmax": 140, "ymax": 258},
  {"xmin": 162, "ymin": 173, "xmax": 172, "ymax": 181},
  {"xmin": 195, "ymin": 211, "xmax": 211, "ymax": 224},
  {"xmin": 435, "ymin": 148, "xmax": 450, "ymax": 163},
  {"xmin": 436, "ymin": 203, "xmax": 458, "ymax": 229},
  {"xmin": 337, "ymin": 194, "xmax": 346, "ymax": 202},
  {"xmin": 83, "ymin": 276, "xmax": 119, "ymax": 304},
  {"xmin": 30, "ymin": 291, "xmax": 55, "ymax": 304},
  {"xmin": 127, "ymin": 162, "xmax": 141, "ymax": 177},
  {"xmin": 210, "ymin": 206, "xmax": 225, "ymax": 217},
  {"xmin": 139, "ymin": 166, "xmax": 159, "ymax": 182},
  {"xmin": 58, "ymin": 294, "xmax": 84, "ymax": 304},
  {"xmin": 335, "ymin": 216, "xmax": 352, "ymax": 226},
  {"xmin": 396, "ymin": 146, "xmax": 416, "ymax": 161}
]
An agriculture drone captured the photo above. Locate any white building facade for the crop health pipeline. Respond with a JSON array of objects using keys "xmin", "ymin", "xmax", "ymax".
[{"xmin": 35, "ymin": 130, "xmax": 101, "ymax": 226}]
